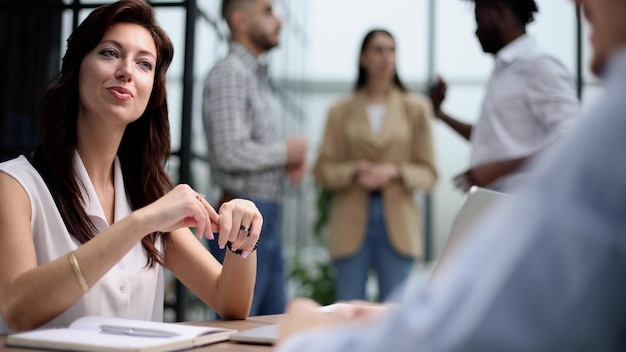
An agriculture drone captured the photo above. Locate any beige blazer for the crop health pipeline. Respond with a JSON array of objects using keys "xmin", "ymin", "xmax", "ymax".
[{"xmin": 313, "ymin": 89, "xmax": 437, "ymax": 259}]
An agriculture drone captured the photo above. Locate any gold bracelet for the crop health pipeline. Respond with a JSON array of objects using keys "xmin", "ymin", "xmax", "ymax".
[{"xmin": 68, "ymin": 251, "xmax": 90, "ymax": 294}]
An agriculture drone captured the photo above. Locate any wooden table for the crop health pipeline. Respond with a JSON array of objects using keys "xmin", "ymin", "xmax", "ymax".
[{"xmin": 0, "ymin": 315, "xmax": 280, "ymax": 352}]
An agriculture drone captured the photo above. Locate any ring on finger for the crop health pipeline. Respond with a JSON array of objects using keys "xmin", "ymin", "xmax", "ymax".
[{"xmin": 240, "ymin": 224, "xmax": 251, "ymax": 236}]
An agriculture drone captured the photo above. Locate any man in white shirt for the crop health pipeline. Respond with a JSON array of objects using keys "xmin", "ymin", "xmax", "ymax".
[
  {"xmin": 275, "ymin": 0, "xmax": 626, "ymax": 350},
  {"xmin": 430, "ymin": 0, "xmax": 580, "ymax": 193}
]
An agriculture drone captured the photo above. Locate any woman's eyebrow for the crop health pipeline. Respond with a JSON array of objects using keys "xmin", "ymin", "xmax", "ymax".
[{"xmin": 99, "ymin": 39, "xmax": 156, "ymax": 59}]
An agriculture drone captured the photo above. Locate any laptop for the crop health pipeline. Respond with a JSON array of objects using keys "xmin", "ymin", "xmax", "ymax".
[
  {"xmin": 229, "ymin": 303, "xmax": 351, "ymax": 345},
  {"xmin": 229, "ymin": 324, "xmax": 277, "ymax": 345},
  {"xmin": 430, "ymin": 186, "xmax": 512, "ymax": 276}
]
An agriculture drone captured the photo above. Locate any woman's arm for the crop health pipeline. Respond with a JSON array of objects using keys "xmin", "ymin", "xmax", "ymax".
[
  {"xmin": 397, "ymin": 97, "xmax": 438, "ymax": 191},
  {"xmin": 0, "ymin": 173, "xmax": 147, "ymax": 331},
  {"xmin": 313, "ymin": 105, "xmax": 359, "ymax": 191},
  {"xmin": 0, "ymin": 179, "xmax": 217, "ymax": 331},
  {"xmin": 164, "ymin": 199, "xmax": 261, "ymax": 319}
]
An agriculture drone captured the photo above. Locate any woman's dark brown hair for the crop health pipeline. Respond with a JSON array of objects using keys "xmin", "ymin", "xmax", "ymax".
[
  {"xmin": 32, "ymin": 0, "xmax": 174, "ymax": 267},
  {"xmin": 354, "ymin": 29, "xmax": 407, "ymax": 92}
]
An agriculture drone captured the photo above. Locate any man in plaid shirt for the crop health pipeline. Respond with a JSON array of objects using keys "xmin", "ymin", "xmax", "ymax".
[{"xmin": 203, "ymin": 0, "xmax": 307, "ymax": 316}]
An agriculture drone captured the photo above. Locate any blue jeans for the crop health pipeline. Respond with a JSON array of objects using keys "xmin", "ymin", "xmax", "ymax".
[
  {"xmin": 333, "ymin": 192, "xmax": 415, "ymax": 302},
  {"xmin": 208, "ymin": 196, "xmax": 286, "ymax": 316}
]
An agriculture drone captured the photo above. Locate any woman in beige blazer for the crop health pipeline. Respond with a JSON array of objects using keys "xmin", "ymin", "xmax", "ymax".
[{"xmin": 313, "ymin": 29, "xmax": 437, "ymax": 302}]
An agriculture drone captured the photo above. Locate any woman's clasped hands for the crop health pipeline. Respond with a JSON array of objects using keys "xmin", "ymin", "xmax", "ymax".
[{"xmin": 139, "ymin": 184, "xmax": 262, "ymax": 258}]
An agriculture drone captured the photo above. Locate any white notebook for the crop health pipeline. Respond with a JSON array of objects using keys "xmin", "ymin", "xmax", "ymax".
[{"xmin": 7, "ymin": 316, "xmax": 236, "ymax": 352}]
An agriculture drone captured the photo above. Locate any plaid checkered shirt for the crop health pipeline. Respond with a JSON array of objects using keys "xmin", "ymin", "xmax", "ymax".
[{"xmin": 202, "ymin": 42, "xmax": 287, "ymax": 202}]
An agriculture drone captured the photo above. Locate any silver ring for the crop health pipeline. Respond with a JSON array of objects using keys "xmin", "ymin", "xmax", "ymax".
[
  {"xmin": 240, "ymin": 225, "xmax": 251, "ymax": 233},
  {"xmin": 196, "ymin": 193, "xmax": 206, "ymax": 199}
]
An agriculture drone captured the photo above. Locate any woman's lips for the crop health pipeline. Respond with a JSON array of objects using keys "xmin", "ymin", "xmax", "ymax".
[{"xmin": 107, "ymin": 87, "xmax": 133, "ymax": 100}]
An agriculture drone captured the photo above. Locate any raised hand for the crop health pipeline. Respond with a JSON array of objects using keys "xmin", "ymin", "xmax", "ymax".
[{"xmin": 428, "ymin": 76, "xmax": 448, "ymax": 118}]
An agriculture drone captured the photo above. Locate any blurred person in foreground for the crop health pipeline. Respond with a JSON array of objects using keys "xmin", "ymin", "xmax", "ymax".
[
  {"xmin": 276, "ymin": 0, "xmax": 626, "ymax": 350},
  {"xmin": 203, "ymin": 0, "xmax": 307, "ymax": 316},
  {"xmin": 430, "ymin": 0, "xmax": 580, "ymax": 193},
  {"xmin": 313, "ymin": 29, "xmax": 437, "ymax": 303},
  {"xmin": 0, "ymin": 0, "xmax": 261, "ymax": 333}
]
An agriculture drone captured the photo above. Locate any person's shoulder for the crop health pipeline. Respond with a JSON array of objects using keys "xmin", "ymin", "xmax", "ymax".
[
  {"xmin": 401, "ymin": 91, "xmax": 430, "ymax": 107},
  {"xmin": 530, "ymin": 52, "xmax": 567, "ymax": 67},
  {"xmin": 520, "ymin": 47, "xmax": 572, "ymax": 76},
  {"xmin": 210, "ymin": 53, "xmax": 237, "ymax": 70},
  {"xmin": 522, "ymin": 55, "xmax": 577, "ymax": 93},
  {"xmin": 0, "ymin": 155, "xmax": 42, "ymax": 192},
  {"xmin": 206, "ymin": 53, "xmax": 247, "ymax": 80},
  {"xmin": 207, "ymin": 57, "xmax": 235, "ymax": 76},
  {"xmin": 0, "ymin": 155, "xmax": 33, "ymax": 173},
  {"xmin": 322, "ymin": 95, "xmax": 358, "ymax": 125},
  {"xmin": 398, "ymin": 91, "xmax": 432, "ymax": 116}
]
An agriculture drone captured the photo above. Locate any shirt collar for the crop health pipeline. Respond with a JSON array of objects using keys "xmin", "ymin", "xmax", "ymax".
[
  {"xmin": 73, "ymin": 151, "xmax": 131, "ymax": 228},
  {"xmin": 495, "ymin": 34, "xmax": 534, "ymax": 66},
  {"xmin": 229, "ymin": 41, "xmax": 268, "ymax": 75}
]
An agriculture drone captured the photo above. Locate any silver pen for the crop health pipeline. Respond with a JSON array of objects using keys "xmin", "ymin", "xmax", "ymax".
[{"xmin": 98, "ymin": 324, "xmax": 180, "ymax": 338}]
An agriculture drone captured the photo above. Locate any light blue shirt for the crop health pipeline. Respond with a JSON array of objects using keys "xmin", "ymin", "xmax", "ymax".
[{"xmin": 278, "ymin": 48, "xmax": 626, "ymax": 352}]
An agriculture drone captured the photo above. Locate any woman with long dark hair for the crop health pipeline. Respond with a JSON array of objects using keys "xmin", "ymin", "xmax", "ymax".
[
  {"xmin": 0, "ymin": 0, "xmax": 261, "ymax": 333},
  {"xmin": 313, "ymin": 29, "xmax": 437, "ymax": 302}
]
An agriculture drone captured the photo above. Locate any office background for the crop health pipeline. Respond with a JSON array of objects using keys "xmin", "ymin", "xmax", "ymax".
[{"xmin": 0, "ymin": 0, "xmax": 596, "ymax": 322}]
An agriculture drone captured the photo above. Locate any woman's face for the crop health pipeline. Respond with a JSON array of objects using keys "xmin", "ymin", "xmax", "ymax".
[
  {"xmin": 360, "ymin": 32, "xmax": 397, "ymax": 83},
  {"xmin": 77, "ymin": 22, "xmax": 157, "ymax": 127}
]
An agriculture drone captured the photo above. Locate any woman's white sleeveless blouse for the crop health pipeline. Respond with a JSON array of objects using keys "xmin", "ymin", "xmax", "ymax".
[{"xmin": 0, "ymin": 153, "xmax": 163, "ymax": 333}]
